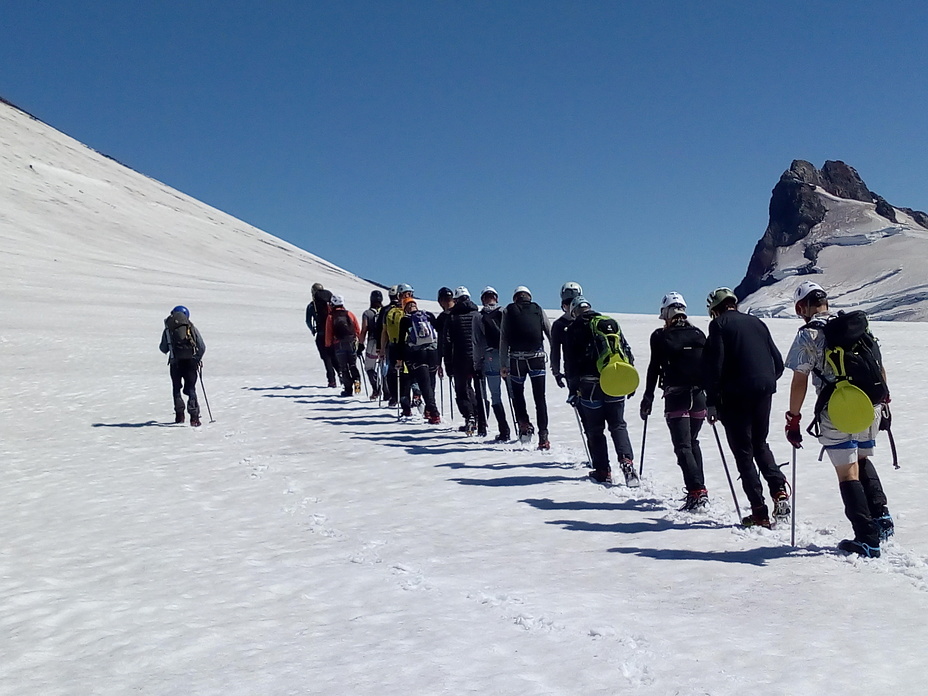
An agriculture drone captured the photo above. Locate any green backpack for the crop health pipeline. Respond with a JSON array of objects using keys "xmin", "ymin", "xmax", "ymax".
[{"xmin": 589, "ymin": 315, "xmax": 639, "ymax": 397}]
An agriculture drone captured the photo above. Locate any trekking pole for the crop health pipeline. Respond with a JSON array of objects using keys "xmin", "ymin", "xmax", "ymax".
[
  {"xmin": 710, "ymin": 421, "xmax": 741, "ymax": 521},
  {"xmin": 880, "ymin": 404, "xmax": 900, "ymax": 469},
  {"xmin": 449, "ymin": 375, "xmax": 455, "ymax": 421},
  {"xmin": 572, "ymin": 403, "xmax": 592, "ymax": 466},
  {"xmin": 376, "ymin": 358, "xmax": 383, "ymax": 407},
  {"xmin": 790, "ymin": 446, "xmax": 797, "ymax": 547},
  {"xmin": 198, "ymin": 364, "xmax": 215, "ymax": 423},
  {"xmin": 639, "ymin": 416, "xmax": 648, "ymax": 476},
  {"xmin": 504, "ymin": 375, "xmax": 517, "ymax": 429}
]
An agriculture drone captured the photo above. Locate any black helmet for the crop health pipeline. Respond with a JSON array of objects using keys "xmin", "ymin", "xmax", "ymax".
[
  {"xmin": 438, "ymin": 286, "xmax": 454, "ymax": 300},
  {"xmin": 370, "ymin": 289, "xmax": 383, "ymax": 303}
]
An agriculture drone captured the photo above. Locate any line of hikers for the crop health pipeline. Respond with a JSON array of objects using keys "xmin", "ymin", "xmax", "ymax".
[{"xmin": 299, "ymin": 279, "xmax": 895, "ymax": 558}]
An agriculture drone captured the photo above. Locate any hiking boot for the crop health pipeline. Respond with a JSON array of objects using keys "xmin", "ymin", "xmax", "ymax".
[
  {"xmin": 353, "ymin": 380, "xmax": 361, "ymax": 394},
  {"xmin": 537, "ymin": 430, "xmax": 550, "ymax": 450},
  {"xmin": 838, "ymin": 538, "xmax": 881, "ymax": 558},
  {"xmin": 175, "ymin": 411, "xmax": 185, "ymax": 424},
  {"xmin": 427, "ymin": 411, "xmax": 442, "ymax": 425},
  {"xmin": 370, "ymin": 389, "xmax": 381, "ymax": 401},
  {"xmin": 679, "ymin": 488, "xmax": 709, "ymax": 512},
  {"xmin": 412, "ymin": 394, "xmax": 423, "ymax": 409},
  {"xmin": 327, "ymin": 379, "xmax": 337, "ymax": 388},
  {"xmin": 401, "ymin": 406, "xmax": 413, "ymax": 418},
  {"xmin": 494, "ymin": 430, "xmax": 511, "ymax": 442},
  {"xmin": 190, "ymin": 416, "xmax": 201, "ymax": 427},
  {"xmin": 772, "ymin": 489, "xmax": 791, "ymax": 519},
  {"xmin": 589, "ymin": 470, "xmax": 612, "ymax": 485},
  {"xmin": 874, "ymin": 512, "xmax": 895, "ymax": 542},
  {"xmin": 340, "ymin": 387, "xmax": 353, "ymax": 397},
  {"xmin": 464, "ymin": 418, "xmax": 476, "ymax": 436},
  {"xmin": 387, "ymin": 399, "xmax": 398, "ymax": 408},
  {"xmin": 619, "ymin": 458, "xmax": 640, "ymax": 488},
  {"xmin": 477, "ymin": 428, "xmax": 488, "ymax": 437},
  {"xmin": 517, "ymin": 422, "xmax": 535, "ymax": 441},
  {"xmin": 741, "ymin": 505, "xmax": 772, "ymax": 529}
]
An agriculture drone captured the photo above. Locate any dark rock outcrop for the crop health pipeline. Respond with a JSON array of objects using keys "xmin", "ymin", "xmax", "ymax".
[
  {"xmin": 819, "ymin": 160, "xmax": 872, "ymax": 202},
  {"xmin": 901, "ymin": 207, "xmax": 928, "ymax": 230}
]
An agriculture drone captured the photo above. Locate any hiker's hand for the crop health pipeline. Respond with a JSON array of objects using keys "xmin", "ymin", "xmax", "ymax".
[
  {"xmin": 554, "ymin": 372, "xmax": 565, "ymax": 388},
  {"xmin": 356, "ymin": 344, "xmax": 364, "ymax": 357},
  {"xmin": 706, "ymin": 406, "xmax": 718, "ymax": 424},
  {"xmin": 639, "ymin": 394, "xmax": 652, "ymax": 420},
  {"xmin": 437, "ymin": 366, "xmax": 444, "ymax": 379},
  {"xmin": 785, "ymin": 411, "xmax": 803, "ymax": 448},
  {"xmin": 566, "ymin": 392, "xmax": 579, "ymax": 408},
  {"xmin": 500, "ymin": 367, "xmax": 509, "ymax": 379},
  {"xmin": 881, "ymin": 391, "xmax": 891, "ymax": 404}
]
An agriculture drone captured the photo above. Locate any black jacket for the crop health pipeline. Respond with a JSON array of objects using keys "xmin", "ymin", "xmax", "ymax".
[
  {"xmin": 445, "ymin": 299, "xmax": 479, "ymax": 374},
  {"xmin": 643, "ymin": 320, "xmax": 707, "ymax": 398},
  {"xmin": 702, "ymin": 309, "xmax": 783, "ymax": 407}
]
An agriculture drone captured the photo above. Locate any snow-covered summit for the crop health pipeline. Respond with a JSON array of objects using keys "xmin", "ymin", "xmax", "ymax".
[{"xmin": 735, "ymin": 160, "xmax": 928, "ymax": 320}]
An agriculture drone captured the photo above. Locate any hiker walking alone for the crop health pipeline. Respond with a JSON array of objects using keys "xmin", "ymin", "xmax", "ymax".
[
  {"xmin": 499, "ymin": 286, "xmax": 552, "ymax": 449},
  {"xmin": 563, "ymin": 296, "xmax": 638, "ymax": 484},
  {"xmin": 159, "ymin": 305, "xmax": 207, "ymax": 427},
  {"xmin": 640, "ymin": 292, "xmax": 709, "ymax": 510},
  {"xmin": 306, "ymin": 282, "xmax": 337, "ymax": 387},
  {"xmin": 703, "ymin": 287, "xmax": 789, "ymax": 528},
  {"xmin": 445, "ymin": 287, "xmax": 487, "ymax": 436},
  {"xmin": 396, "ymin": 299, "xmax": 442, "ymax": 423},
  {"xmin": 326, "ymin": 295, "xmax": 362, "ymax": 397},
  {"xmin": 473, "ymin": 286, "xmax": 511, "ymax": 441},
  {"xmin": 784, "ymin": 281, "xmax": 893, "ymax": 557},
  {"xmin": 359, "ymin": 289, "xmax": 384, "ymax": 400}
]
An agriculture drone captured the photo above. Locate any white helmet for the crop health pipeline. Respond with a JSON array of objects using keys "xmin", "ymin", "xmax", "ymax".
[
  {"xmin": 569, "ymin": 295, "xmax": 591, "ymax": 318},
  {"xmin": 793, "ymin": 280, "xmax": 826, "ymax": 304},
  {"xmin": 330, "ymin": 294, "xmax": 345, "ymax": 307},
  {"xmin": 513, "ymin": 285, "xmax": 532, "ymax": 300},
  {"xmin": 560, "ymin": 281, "xmax": 583, "ymax": 302},
  {"xmin": 453, "ymin": 286, "xmax": 470, "ymax": 299},
  {"xmin": 660, "ymin": 291, "xmax": 686, "ymax": 310},
  {"xmin": 481, "ymin": 285, "xmax": 498, "ymax": 299}
]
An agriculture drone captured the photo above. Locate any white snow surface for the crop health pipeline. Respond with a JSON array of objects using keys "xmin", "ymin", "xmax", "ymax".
[
  {"xmin": 741, "ymin": 187, "xmax": 928, "ymax": 320},
  {"xmin": 3, "ymin": 99, "xmax": 928, "ymax": 695}
]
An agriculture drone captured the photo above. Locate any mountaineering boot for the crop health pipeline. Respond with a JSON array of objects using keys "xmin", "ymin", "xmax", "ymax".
[
  {"xmin": 837, "ymin": 538, "xmax": 881, "ymax": 558},
  {"xmin": 465, "ymin": 417, "xmax": 477, "ymax": 436},
  {"xmin": 620, "ymin": 458, "xmax": 640, "ymax": 488},
  {"xmin": 492, "ymin": 404, "xmax": 511, "ymax": 441},
  {"xmin": 518, "ymin": 422, "xmax": 535, "ymax": 443},
  {"xmin": 772, "ymin": 488, "xmax": 791, "ymax": 520},
  {"xmin": 874, "ymin": 512, "xmax": 895, "ymax": 542},
  {"xmin": 426, "ymin": 409, "xmax": 442, "ymax": 425},
  {"xmin": 190, "ymin": 416, "xmax": 202, "ymax": 427},
  {"xmin": 537, "ymin": 430, "xmax": 550, "ymax": 451},
  {"xmin": 340, "ymin": 386, "xmax": 353, "ymax": 397},
  {"xmin": 175, "ymin": 411, "xmax": 185, "ymax": 424},
  {"xmin": 370, "ymin": 389, "xmax": 380, "ymax": 401},
  {"xmin": 679, "ymin": 488, "xmax": 709, "ymax": 512},
  {"xmin": 589, "ymin": 469, "xmax": 612, "ymax": 485},
  {"xmin": 741, "ymin": 504, "xmax": 772, "ymax": 529},
  {"xmin": 328, "ymin": 378, "xmax": 337, "ymax": 388},
  {"xmin": 839, "ymin": 479, "xmax": 880, "ymax": 550}
]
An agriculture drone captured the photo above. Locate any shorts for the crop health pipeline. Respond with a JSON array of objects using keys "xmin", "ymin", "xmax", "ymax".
[{"xmin": 818, "ymin": 405, "xmax": 880, "ymax": 467}]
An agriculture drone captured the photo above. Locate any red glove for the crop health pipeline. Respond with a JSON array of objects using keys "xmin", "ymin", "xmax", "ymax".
[{"xmin": 785, "ymin": 411, "xmax": 802, "ymax": 449}]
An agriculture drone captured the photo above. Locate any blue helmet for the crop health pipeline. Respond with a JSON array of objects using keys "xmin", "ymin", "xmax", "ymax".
[{"xmin": 172, "ymin": 305, "xmax": 189, "ymax": 317}]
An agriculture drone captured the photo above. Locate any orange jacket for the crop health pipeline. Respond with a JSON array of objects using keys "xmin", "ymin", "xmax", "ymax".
[{"xmin": 325, "ymin": 309, "xmax": 360, "ymax": 347}]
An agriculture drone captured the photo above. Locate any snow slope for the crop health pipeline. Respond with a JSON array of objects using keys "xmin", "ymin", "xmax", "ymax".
[
  {"xmin": 741, "ymin": 188, "xmax": 928, "ymax": 320},
  {"xmin": 3, "ymin": 99, "xmax": 928, "ymax": 695}
]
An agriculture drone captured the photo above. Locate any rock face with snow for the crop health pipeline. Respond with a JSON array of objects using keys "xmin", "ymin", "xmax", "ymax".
[{"xmin": 736, "ymin": 160, "xmax": 928, "ymax": 321}]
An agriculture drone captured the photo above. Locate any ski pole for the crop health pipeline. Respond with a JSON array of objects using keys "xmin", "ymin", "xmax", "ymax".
[
  {"xmin": 198, "ymin": 364, "xmax": 215, "ymax": 423},
  {"xmin": 572, "ymin": 403, "xmax": 592, "ymax": 466},
  {"xmin": 504, "ymin": 375, "xmax": 517, "ymax": 430},
  {"xmin": 376, "ymin": 358, "xmax": 383, "ymax": 407},
  {"xmin": 449, "ymin": 374, "xmax": 455, "ymax": 421},
  {"xmin": 439, "ymin": 374, "xmax": 445, "ymax": 417},
  {"xmin": 790, "ymin": 446, "xmax": 797, "ymax": 547},
  {"xmin": 710, "ymin": 421, "xmax": 741, "ymax": 521},
  {"xmin": 639, "ymin": 416, "xmax": 648, "ymax": 476}
]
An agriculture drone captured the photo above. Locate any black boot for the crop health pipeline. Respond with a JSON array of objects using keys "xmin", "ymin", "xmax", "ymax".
[
  {"xmin": 858, "ymin": 458, "xmax": 889, "ymax": 518},
  {"xmin": 839, "ymin": 480, "xmax": 880, "ymax": 549},
  {"xmin": 492, "ymin": 404, "xmax": 511, "ymax": 441}
]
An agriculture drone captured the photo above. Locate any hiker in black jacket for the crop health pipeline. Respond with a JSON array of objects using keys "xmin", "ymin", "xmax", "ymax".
[
  {"xmin": 445, "ymin": 287, "xmax": 487, "ymax": 436},
  {"xmin": 395, "ymin": 299, "xmax": 441, "ymax": 423},
  {"xmin": 641, "ymin": 292, "xmax": 708, "ymax": 510},
  {"xmin": 159, "ymin": 305, "xmax": 207, "ymax": 427},
  {"xmin": 499, "ymin": 286, "xmax": 552, "ymax": 449},
  {"xmin": 703, "ymin": 287, "xmax": 788, "ymax": 528},
  {"xmin": 563, "ymin": 296, "xmax": 638, "ymax": 484},
  {"xmin": 473, "ymin": 286, "xmax": 510, "ymax": 441},
  {"xmin": 306, "ymin": 282, "xmax": 337, "ymax": 388}
]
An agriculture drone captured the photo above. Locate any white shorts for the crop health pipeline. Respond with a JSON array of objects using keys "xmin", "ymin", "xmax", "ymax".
[{"xmin": 818, "ymin": 405, "xmax": 880, "ymax": 467}]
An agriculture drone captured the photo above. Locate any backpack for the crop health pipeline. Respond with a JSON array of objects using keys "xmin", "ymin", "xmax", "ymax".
[
  {"xmin": 331, "ymin": 310, "xmax": 355, "ymax": 342},
  {"xmin": 809, "ymin": 310, "xmax": 887, "ymax": 434},
  {"xmin": 659, "ymin": 323, "xmax": 705, "ymax": 389},
  {"xmin": 481, "ymin": 307, "xmax": 503, "ymax": 350},
  {"xmin": 588, "ymin": 314, "xmax": 639, "ymax": 396},
  {"xmin": 504, "ymin": 301, "xmax": 544, "ymax": 352},
  {"xmin": 165, "ymin": 311, "xmax": 197, "ymax": 360},
  {"xmin": 407, "ymin": 311, "xmax": 438, "ymax": 348},
  {"xmin": 385, "ymin": 306, "xmax": 405, "ymax": 344}
]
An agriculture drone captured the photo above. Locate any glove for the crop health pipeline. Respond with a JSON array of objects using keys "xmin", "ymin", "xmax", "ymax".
[
  {"xmin": 555, "ymin": 372, "xmax": 566, "ymax": 388},
  {"xmin": 706, "ymin": 406, "xmax": 719, "ymax": 424},
  {"xmin": 356, "ymin": 343, "xmax": 365, "ymax": 357},
  {"xmin": 879, "ymin": 403, "xmax": 892, "ymax": 431},
  {"xmin": 566, "ymin": 392, "xmax": 579, "ymax": 408},
  {"xmin": 639, "ymin": 394, "xmax": 653, "ymax": 420},
  {"xmin": 785, "ymin": 411, "xmax": 803, "ymax": 448},
  {"xmin": 881, "ymin": 390, "xmax": 892, "ymax": 404}
]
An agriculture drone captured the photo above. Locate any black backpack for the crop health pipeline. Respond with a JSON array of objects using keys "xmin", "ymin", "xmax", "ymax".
[
  {"xmin": 505, "ymin": 301, "xmax": 544, "ymax": 352},
  {"xmin": 481, "ymin": 307, "xmax": 503, "ymax": 350},
  {"xmin": 809, "ymin": 310, "xmax": 887, "ymax": 428},
  {"xmin": 165, "ymin": 311, "xmax": 197, "ymax": 360},
  {"xmin": 659, "ymin": 324, "xmax": 705, "ymax": 389},
  {"xmin": 331, "ymin": 309, "xmax": 355, "ymax": 342}
]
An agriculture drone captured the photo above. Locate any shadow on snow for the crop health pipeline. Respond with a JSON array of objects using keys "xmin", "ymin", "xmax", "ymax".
[
  {"xmin": 91, "ymin": 420, "xmax": 181, "ymax": 428},
  {"xmin": 608, "ymin": 544, "xmax": 823, "ymax": 566}
]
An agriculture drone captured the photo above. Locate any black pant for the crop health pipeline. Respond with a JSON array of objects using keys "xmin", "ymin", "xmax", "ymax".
[
  {"xmin": 334, "ymin": 341, "xmax": 360, "ymax": 390},
  {"xmin": 719, "ymin": 393, "xmax": 786, "ymax": 509},
  {"xmin": 578, "ymin": 380, "xmax": 632, "ymax": 477},
  {"xmin": 453, "ymin": 370, "xmax": 488, "ymax": 431},
  {"xmin": 315, "ymin": 333, "xmax": 336, "ymax": 383},
  {"xmin": 170, "ymin": 359, "xmax": 200, "ymax": 418},
  {"xmin": 401, "ymin": 348, "xmax": 439, "ymax": 416},
  {"xmin": 509, "ymin": 355, "xmax": 548, "ymax": 433},
  {"xmin": 384, "ymin": 344, "xmax": 401, "ymax": 403},
  {"xmin": 665, "ymin": 388, "xmax": 707, "ymax": 492}
]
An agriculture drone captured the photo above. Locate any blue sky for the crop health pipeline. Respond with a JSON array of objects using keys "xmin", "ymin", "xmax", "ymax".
[{"xmin": 3, "ymin": 1, "xmax": 926, "ymax": 313}]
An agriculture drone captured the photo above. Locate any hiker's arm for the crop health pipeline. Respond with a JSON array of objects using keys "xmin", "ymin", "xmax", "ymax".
[{"xmin": 789, "ymin": 370, "xmax": 808, "ymax": 415}]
